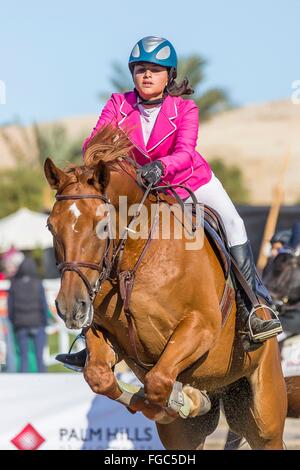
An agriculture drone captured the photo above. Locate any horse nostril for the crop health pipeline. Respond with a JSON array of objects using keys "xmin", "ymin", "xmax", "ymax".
[
  {"xmin": 77, "ymin": 298, "xmax": 88, "ymax": 310},
  {"xmin": 55, "ymin": 300, "xmax": 65, "ymax": 321}
]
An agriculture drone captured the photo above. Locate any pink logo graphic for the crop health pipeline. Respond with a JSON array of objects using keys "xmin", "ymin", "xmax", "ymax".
[{"xmin": 11, "ymin": 423, "xmax": 45, "ymax": 450}]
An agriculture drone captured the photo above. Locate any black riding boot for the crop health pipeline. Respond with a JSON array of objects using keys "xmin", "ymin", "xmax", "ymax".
[
  {"xmin": 230, "ymin": 241, "xmax": 282, "ymax": 351},
  {"xmin": 56, "ymin": 347, "xmax": 87, "ymax": 372}
]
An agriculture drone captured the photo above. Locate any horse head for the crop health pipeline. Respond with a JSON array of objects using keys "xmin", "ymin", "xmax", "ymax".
[
  {"xmin": 263, "ymin": 247, "xmax": 300, "ymax": 309},
  {"xmin": 44, "ymin": 126, "xmax": 139, "ymax": 329}
]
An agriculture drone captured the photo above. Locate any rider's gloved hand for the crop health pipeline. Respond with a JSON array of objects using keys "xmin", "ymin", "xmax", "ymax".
[{"xmin": 140, "ymin": 160, "xmax": 164, "ymax": 185}]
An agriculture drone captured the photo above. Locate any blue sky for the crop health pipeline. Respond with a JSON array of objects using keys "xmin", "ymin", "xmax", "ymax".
[{"xmin": 0, "ymin": 0, "xmax": 299, "ymax": 125}]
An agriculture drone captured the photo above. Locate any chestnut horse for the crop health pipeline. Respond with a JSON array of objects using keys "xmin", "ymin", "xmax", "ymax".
[{"xmin": 44, "ymin": 127, "xmax": 287, "ymax": 450}]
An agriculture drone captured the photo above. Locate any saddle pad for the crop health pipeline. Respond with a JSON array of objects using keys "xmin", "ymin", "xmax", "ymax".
[
  {"xmin": 203, "ymin": 219, "xmax": 231, "ymax": 279},
  {"xmin": 188, "ymin": 203, "xmax": 231, "ymax": 279},
  {"xmin": 281, "ymin": 334, "xmax": 300, "ymax": 377}
]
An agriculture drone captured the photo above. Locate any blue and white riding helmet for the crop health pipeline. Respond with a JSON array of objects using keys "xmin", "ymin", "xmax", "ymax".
[{"xmin": 128, "ymin": 36, "xmax": 177, "ymax": 75}]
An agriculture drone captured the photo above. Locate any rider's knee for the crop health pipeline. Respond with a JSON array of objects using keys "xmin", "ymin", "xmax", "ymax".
[
  {"xmin": 229, "ymin": 215, "xmax": 245, "ymax": 233},
  {"xmin": 226, "ymin": 215, "xmax": 247, "ymax": 246}
]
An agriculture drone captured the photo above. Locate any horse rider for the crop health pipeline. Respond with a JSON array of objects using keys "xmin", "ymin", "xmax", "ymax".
[
  {"xmin": 57, "ymin": 36, "xmax": 281, "ymax": 369},
  {"xmin": 268, "ymin": 221, "xmax": 300, "ymax": 256}
]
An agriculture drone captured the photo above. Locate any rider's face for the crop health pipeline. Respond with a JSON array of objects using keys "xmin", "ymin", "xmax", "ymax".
[{"xmin": 133, "ymin": 62, "xmax": 169, "ymax": 101}]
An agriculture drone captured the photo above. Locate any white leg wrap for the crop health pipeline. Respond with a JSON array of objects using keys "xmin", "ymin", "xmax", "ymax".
[
  {"xmin": 168, "ymin": 382, "xmax": 212, "ymax": 418},
  {"xmin": 115, "ymin": 380, "xmax": 144, "ymax": 407},
  {"xmin": 115, "ymin": 379, "xmax": 211, "ymax": 420}
]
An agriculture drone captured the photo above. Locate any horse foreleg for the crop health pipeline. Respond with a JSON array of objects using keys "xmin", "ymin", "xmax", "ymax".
[
  {"xmin": 144, "ymin": 309, "xmax": 220, "ymax": 409},
  {"xmin": 84, "ymin": 326, "xmax": 177, "ymax": 422},
  {"xmin": 83, "ymin": 326, "xmax": 121, "ymax": 400}
]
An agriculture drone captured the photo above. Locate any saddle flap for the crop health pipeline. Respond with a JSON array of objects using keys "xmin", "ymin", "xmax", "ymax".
[{"xmin": 202, "ymin": 205, "xmax": 231, "ymax": 279}]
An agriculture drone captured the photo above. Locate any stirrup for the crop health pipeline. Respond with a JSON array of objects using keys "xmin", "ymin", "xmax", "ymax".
[
  {"xmin": 69, "ymin": 332, "xmax": 85, "ymax": 352},
  {"xmin": 245, "ymin": 304, "xmax": 283, "ymax": 342},
  {"xmin": 55, "ymin": 332, "xmax": 86, "ymax": 372}
]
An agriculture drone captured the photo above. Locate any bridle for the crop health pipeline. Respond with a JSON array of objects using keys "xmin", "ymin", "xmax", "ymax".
[
  {"xmin": 49, "ymin": 192, "xmax": 113, "ymax": 302},
  {"xmin": 49, "ymin": 172, "xmax": 157, "ymax": 302}
]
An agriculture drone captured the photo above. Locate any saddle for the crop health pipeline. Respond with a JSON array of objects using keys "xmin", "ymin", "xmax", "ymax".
[{"xmin": 148, "ymin": 192, "xmax": 231, "ymax": 278}]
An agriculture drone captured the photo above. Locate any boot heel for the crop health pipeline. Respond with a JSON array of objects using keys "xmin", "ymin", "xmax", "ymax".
[{"xmin": 247, "ymin": 305, "xmax": 283, "ymax": 342}]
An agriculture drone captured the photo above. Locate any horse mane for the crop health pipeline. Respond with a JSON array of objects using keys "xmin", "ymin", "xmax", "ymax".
[
  {"xmin": 83, "ymin": 125, "xmax": 133, "ymax": 167},
  {"xmin": 62, "ymin": 125, "xmax": 135, "ymax": 184}
]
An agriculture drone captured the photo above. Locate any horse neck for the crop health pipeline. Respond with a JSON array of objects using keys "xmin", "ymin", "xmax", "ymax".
[
  {"xmin": 107, "ymin": 167, "xmax": 145, "ymax": 207},
  {"xmin": 106, "ymin": 168, "xmax": 152, "ymax": 245}
]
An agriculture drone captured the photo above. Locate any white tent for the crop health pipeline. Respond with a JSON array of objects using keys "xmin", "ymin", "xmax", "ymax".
[{"xmin": 0, "ymin": 208, "xmax": 53, "ymax": 251}]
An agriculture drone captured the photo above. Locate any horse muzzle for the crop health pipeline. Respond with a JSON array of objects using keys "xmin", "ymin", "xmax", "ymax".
[{"xmin": 55, "ymin": 297, "xmax": 94, "ymax": 330}]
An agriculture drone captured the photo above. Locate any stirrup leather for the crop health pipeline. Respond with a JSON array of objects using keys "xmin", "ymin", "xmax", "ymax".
[{"xmin": 241, "ymin": 304, "xmax": 283, "ymax": 342}]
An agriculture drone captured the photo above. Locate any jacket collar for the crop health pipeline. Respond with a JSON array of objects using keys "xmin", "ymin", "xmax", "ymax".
[{"xmin": 118, "ymin": 91, "xmax": 177, "ymax": 155}]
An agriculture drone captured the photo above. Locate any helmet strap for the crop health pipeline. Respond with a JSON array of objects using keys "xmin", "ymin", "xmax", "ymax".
[{"xmin": 134, "ymin": 88, "xmax": 167, "ymax": 106}]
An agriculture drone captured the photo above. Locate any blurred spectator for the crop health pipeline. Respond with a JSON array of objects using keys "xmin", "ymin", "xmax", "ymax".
[
  {"xmin": 7, "ymin": 256, "xmax": 48, "ymax": 372},
  {"xmin": 289, "ymin": 221, "xmax": 300, "ymax": 250},
  {"xmin": 269, "ymin": 228, "xmax": 292, "ymax": 257},
  {"xmin": 269, "ymin": 222, "xmax": 300, "ymax": 258},
  {"xmin": 1, "ymin": 247, "xmax": 25, "ymax": 277},
  {"xmin": 0, "ymin": 251, "xmax": 18, "ymax": 372}
]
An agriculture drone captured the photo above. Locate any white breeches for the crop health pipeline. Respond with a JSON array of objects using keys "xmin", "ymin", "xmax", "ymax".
[{"xmin": 184, "ymin": 173, "xmax": 248, "ymax": 247}]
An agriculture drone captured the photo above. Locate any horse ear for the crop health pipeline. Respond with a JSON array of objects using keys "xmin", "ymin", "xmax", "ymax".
[
  {"xmin": 93, "ymin": 161, "xmax": 110, "ymax": 191},
  {"xmin": 44, "ymin": 158, "xmax": 67, "ymax": 190}
]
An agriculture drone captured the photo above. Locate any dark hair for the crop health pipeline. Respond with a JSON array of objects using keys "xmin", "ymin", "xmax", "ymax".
[{"xmin": 165, "ymin": 67, "xmax": 194, "ymax": 97}]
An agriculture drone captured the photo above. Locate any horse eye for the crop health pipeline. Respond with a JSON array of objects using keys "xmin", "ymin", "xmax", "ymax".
[{"xmin": 96, "ymin": 218, "xmax": 109, "ymax": 239}]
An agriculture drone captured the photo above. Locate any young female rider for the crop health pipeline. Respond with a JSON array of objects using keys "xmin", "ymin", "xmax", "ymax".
[{"xmin": 57, "ymin": 36, "xmax": 281, "ymax": 369}]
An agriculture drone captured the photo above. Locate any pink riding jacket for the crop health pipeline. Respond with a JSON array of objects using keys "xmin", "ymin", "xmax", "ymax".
[{"xmin": 82, "ymin": 91, "xmax": 212, "ymax": 198}]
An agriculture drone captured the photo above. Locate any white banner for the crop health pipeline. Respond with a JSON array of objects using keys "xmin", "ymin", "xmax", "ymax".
[
  {"xmin": 0, "ymin": 374, "xmax": 163, "ymax": 450},
  {"xmin": 281, "ymin": 335, "xmax": 300, "ymax": 377}
]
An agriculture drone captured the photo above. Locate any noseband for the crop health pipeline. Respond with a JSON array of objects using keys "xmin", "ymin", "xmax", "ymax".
[{"xmin": 53, "ymin": 193, "xmax": 113, "ymax": 301}]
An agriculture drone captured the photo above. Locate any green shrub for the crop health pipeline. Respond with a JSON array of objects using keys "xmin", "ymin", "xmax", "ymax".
[{"xmin": 210, "ymin": 158, "xmax": 249, "ymax": 204}]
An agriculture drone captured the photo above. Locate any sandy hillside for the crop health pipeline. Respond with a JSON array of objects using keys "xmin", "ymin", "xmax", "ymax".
[
  {"xmin": 0, "ymin": 100, "xmax": 299, "ymax": 204},
  {"xmin": 198, "ymin": 100, "xmax": 300, "ymax": 204}
]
